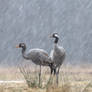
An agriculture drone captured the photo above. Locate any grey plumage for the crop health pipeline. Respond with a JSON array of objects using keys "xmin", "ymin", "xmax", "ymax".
[
  {"xmin": 16, "ymin": 43, "xmax": 52, "ymax": 65},
  {"xmin": 50, "ymin": 44, "xmax": 66, "ymax": 68},
  {"xmin": 24, "ymin": 48, "xmax": 52, "ymax": 66},
  {"xmin": 50, "ymin": 33, "xmax": 66, "ymax": 84}
]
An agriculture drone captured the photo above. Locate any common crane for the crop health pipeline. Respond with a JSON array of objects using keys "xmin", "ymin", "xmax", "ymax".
[
  {"xmin": 16, "ymin": 43, "xmax": 52, "ymax": 85},
  {"xmin": 50, "ymin": 33, "xmax": 66, "ymax": 84}
]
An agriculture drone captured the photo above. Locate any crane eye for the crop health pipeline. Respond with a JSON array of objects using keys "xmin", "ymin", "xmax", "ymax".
[
  {"xmin": 20, "ymin": 43, "xmax": 25, "ymax": 47},
  {"xmin": 54, "ymin": 34, "xmax": 58, "ymax": 37},
  {"xmin": 53, "ymin": 33, "xmax": 59, "ymax": 38}
]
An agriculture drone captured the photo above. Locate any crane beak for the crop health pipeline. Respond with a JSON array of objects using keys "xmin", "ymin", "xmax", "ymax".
[
  {"xmin": 16, "ymin": 45, "xmax": 19, "ymax": 48},
  {"xmin": 49, "ymin": 35, "xmax": 53, "ymax": 38}
]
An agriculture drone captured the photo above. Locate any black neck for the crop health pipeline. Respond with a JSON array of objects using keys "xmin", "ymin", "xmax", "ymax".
[
  {"xmin": 22, "ymin": 46, "xmax": 26, "ymax": 54},
  {"xmin": 21, "ymin": 46, "xmax": 29, "ymax": 60},
  {"xmin": 54, "ymin": 37, "xmax": 59, "ymax": 44}
]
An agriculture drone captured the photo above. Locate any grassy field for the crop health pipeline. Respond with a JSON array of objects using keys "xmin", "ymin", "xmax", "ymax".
[{"xmin": 0, "ymin": 65, "xmax": 92, "ymax": 92}]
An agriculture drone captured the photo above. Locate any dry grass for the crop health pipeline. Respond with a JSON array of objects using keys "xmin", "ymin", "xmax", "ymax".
[{"xmin": 0, "ymin": 64, "xmax": 92, "ymax": 92}]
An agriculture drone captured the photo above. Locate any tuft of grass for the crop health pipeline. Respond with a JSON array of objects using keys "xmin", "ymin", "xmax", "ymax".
[
  {"xmin": 19, "ymin": 62, "xmax": 54, "ymax": 89},
  {"xmin": 19, "ymin": 65, "xmax": 38, "ymax": 88}
]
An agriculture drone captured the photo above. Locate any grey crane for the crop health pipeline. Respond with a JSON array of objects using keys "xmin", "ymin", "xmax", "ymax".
[
  {"xmin": 16, "ymin": 43, "xmax": 52, "ymax": 85},
  {"xmin": 49, "ymin": 33, "xmax": 66, "ymax": 84}
]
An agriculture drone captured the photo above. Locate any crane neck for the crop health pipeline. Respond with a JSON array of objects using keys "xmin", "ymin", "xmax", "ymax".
[
  {"xmin": 54, "ymin": 43, "xmax": 58, "ymax": 51},
  {"xmin": 22, "ymin": 46, "xmax": 29, "ymax": 60},
  {"xmin": 54, "ymin": 37, "xmax": 59, "ymax": 44}
]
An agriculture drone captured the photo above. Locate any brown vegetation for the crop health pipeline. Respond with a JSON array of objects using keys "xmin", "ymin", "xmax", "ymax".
[{"xmin": 0, "ymin": 65, "xmax": 92, "ymax": 92}]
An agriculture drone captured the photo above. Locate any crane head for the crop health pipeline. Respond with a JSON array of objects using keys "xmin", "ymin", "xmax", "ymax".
[
  {"xmin": 16, "ymin": 43, "xmax": 26, "ymax": 48},
  {"xmin": 49, "ymin": 33, "xmax": 59, "ymax": 38}
]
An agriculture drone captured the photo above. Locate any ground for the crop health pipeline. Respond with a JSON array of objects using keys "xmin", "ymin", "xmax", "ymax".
[{"xmin": 0, "ymin": 64, "xmax": 92, "ymax": 92}]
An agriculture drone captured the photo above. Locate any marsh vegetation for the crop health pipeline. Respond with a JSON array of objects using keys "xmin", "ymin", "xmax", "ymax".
[{"xmin": 0, "ymin": 64, "xmax": 92, "ymax": 92}]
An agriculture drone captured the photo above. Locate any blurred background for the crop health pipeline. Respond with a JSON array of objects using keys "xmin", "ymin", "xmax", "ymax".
[{"xmin": 0, "ymin": 0, "xmax": 92, "ymax": 67}]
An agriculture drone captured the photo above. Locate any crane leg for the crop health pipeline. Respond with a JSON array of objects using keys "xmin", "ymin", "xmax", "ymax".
[
  {"xmin": 39, "ymin": 64, "xmax": 41, "ymax": 86},
  {"xmin": 49, "ymin": 63, "xmax": 53, "ymax": 75},
  {"xmin": 51, "ymin": 68, "xmax": 53, "ymax": 75},
  {"xmin": 56, "ymin": 67, "xmax": 60, "ymax": 85},
  {"xmin": 54, "ymin": 69, "xmax": 56, "ymax": 75}
]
